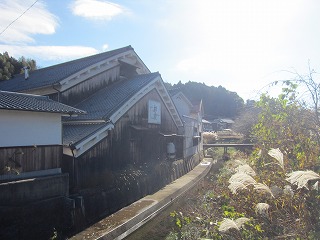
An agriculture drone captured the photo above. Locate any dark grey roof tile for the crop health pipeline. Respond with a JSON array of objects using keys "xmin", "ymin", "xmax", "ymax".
[
  {"xmin": 63, "ymin": 72, "xmax": 160, "ymax": 145},
  {"xmin": 70, "ymin": 72, "xmax": 160, "ymax": 121},
  {"xmin": 63, "ymin": 123, "xmax": 107, "ymax": 146},
  {"xmin": 0, "ymin": 46, "xmax": 133, "ymax": 92},
  {"xmin": 0, "ymin": 91, "xmax": 86, "ymax": 114}
]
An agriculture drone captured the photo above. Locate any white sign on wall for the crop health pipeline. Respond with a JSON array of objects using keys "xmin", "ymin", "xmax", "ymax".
[{"xmin": 148, "ymin": 100, "xmax": 161, "ymax": 124}]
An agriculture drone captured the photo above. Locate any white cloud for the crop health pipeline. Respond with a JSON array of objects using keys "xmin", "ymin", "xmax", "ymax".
[
  {"xmin": 0, "ymin": 45, "xmax": 99, "ymax": 64},
  {"xmin": 0, "ymin": 0, "xmax": 59, "ymax": 44},
  {"xmin": 0, "ymin": 1, "xmax": 99, "ymax": 67},
  {"xmin": 102, "ymin": 43, "xmax": 109, "ymax": 51},
  {"xmin": 70, "ymin": 0, "xmax": 126, "ymax": 20}
]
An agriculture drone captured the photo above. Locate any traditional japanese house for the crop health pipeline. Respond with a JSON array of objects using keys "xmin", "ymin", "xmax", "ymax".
[
  {"xmin": 0, "ymin": 46, "xmax": 200, "ymax": 228},
  {"xmin": 62, "ymin": 72, "xmax": 185, "ymax": 190}
]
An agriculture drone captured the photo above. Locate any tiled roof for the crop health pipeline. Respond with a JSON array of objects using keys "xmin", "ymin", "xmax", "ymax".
[
  {"xmin": 0, "ymin": 91, "xmax": 86, "ymax": 114},
  {"xmin": 69, "ymin": 72, "xmax": 160, "ymax": 121},
  {"xmin": 62, "ymin": 72, "xmax": 160, "ymax": 147},
  {"xmin": 63, "ymin": 123, "xmax": 107, "ymax": 146},
  {"xmin": 0, "ymin": 46, "xmax": 133, "ymax": 92}
]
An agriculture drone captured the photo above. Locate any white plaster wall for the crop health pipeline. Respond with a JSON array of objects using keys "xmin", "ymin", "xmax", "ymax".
[
  {"xmin": 184, "ymin": 120, "xmax": 196, "ymax": 157},
  {"xmin": 0, "ymin": 110, "xmax": 62, "ymax": 147},
  {"xmin": 172, "ymin": 95, "xmax": 191, "ymax": 117}
]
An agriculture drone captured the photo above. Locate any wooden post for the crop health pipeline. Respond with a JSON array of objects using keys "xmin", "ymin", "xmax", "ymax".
[{"xmin": 224, "ymin": 147, "xmax": 228, "ymax": 154}]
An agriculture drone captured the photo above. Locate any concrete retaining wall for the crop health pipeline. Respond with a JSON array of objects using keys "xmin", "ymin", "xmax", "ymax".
[
  {"xmin": 68, "ymin": 155, "xmax": 202, "ymax": 235},
  {"xmin": 0, "ymin": 196, "xmax": 73, "ymax": 240},
  {"xmin": 0, "ymin": 173, "xmax": 69, "ymax": 206},
  {"xmin": 70, "ymin": 158, "xmax": 213, "ymax": 240}
]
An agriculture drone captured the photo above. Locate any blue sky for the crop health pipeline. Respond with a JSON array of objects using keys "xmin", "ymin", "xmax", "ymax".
[{"xmin": 0, "ymin": 0, "xmax": 319, "ymax": 100}]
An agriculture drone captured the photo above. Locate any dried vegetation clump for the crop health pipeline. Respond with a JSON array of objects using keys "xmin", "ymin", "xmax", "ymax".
[
  {"xmin": 167, "ymin": 149, "xmax": 320, "ymax": 240},
  {"xmin": 202, "ymin": 132, "xmax": 218, "ymax": 144}
]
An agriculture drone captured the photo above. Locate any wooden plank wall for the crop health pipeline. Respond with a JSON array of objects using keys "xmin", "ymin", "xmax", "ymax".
[
  {"xmin": 68, "ymin": 89, "xmax": 182, "ymax": 189},
  {"xmin": 0, "ymin": 145, "xmax": 62, "ymax": 174},
  {"xmin": 61, "ymin": 66, "xmax": 120, "ymax": 106}
]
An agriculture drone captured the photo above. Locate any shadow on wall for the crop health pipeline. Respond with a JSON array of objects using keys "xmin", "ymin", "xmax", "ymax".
[{"xmin": 69, "ymin": 154, "xmax": 202, "ymax": 236}]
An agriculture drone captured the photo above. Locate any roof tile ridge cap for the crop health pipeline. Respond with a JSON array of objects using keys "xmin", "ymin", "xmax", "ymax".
[
  {"xmin": 84, "ymin": 45, "xmax": 133, "ymax": 57},
  {"xmin": 0, "ymin": 47, "xmax": 134, "ymax": 82},
  {"xmin": 45, "ymin": 46, "xmax": 134, "ymax": 79},
  {"xmin": 1, "ymin": 90, "xmax": 47, "ymax": 99},
  {"xmin": 93, "ymin": 45, "xmax": 133, "ymax": 57},
  {"xmin": 63, "ymin": 46, "xmax": 133, "ymax": 69},
  {"xmin": 31, "ymin": 46, "xmax": 134, "ymax": 71}
]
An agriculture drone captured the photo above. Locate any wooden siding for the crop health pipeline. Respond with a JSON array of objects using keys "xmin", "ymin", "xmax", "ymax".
[
  {"xmin": 0, "ymin": 145, "xmax": 62, "ymax": 175},
  {"xmin": 119, "ymin": 61, "xmax": 139, "ymax": 79},
  {"xmin": 64, "ymin": 89, "xmax": 183, "ymax": 189},
  {"xmin": 61, "ymin": 66, "xmax": 120, "ymax": 106}
]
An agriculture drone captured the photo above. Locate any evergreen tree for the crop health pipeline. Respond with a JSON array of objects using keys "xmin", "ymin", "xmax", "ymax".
[{"xmin": 0, "ymin": 52, "xmax": 37, "ymax": 81}]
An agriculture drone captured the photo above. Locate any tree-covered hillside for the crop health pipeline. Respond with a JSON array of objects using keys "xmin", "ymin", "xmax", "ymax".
[
  {"xmin": 166, "ymin": 81, "xmax": 244, "ymax": 119},
  {"xmin": 0, "ymin": 52, "xmax": 37, "ymax": 81}
]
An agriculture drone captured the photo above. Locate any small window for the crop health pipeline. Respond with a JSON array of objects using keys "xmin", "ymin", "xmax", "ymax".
[
  {"xmin": 193, "ymin": 137, "xmax": 199, "ymax": 146},
  {"xmin": 194, "ymin": 127, "xmax": 198, "ymax": 134}
]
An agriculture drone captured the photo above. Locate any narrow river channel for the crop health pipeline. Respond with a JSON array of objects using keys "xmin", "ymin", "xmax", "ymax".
[{"xmin": 124, "ymin": 159, "xmax": 223, "ymax": 240}]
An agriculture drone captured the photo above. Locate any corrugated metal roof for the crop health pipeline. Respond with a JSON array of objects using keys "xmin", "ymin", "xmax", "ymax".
[
  {"xmin": 0, "ymin": 91, "xmax": 86, "ymax": 114},
  {"xmin": 0, "ymin": 46, "xmax": 133, "ymax": 92}
]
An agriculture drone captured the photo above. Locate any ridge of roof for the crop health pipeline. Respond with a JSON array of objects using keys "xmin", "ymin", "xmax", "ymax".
[{"xmin": 0, "ymin": 45, "xmax": 134, "ymax": 92}]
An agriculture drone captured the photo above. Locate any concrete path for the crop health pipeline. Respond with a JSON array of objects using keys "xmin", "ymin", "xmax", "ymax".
[{"xmin": 70, "ymin": 158, "xmax": 213, "ymax": 240}]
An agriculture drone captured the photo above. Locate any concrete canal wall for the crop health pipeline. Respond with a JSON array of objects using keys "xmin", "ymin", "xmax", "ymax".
[
  {"xmin": 0, "ymin": 154, "xmax": 202, "ymax": 239},
  {"xmin": 69, "ymin": 154, "xmax": 201, "ymax": 232},
  {"xmin": 70, "ymin": 157, "xmax": 212, "ymax": 240}
]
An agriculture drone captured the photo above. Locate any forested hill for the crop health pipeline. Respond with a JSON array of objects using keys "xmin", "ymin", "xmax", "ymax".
[{"xmin": 166, "ymin": 81, "xmax": 244, "ymax": 120}]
